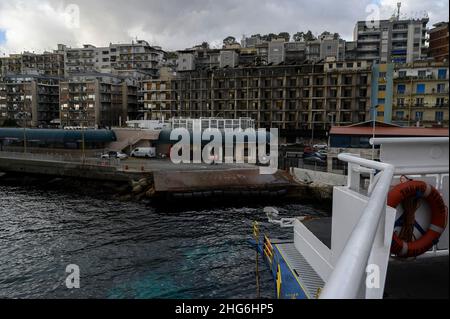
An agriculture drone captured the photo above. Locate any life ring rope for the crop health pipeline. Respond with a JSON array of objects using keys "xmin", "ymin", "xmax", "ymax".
[{"xmin": 388, "ymin": 179, "xmax": 448, "ymax": 258}]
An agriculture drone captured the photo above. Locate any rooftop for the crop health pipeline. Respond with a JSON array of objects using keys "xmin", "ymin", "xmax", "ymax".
[{"xmin": 330, "ymin": 126, "xmax": 449, "ymax": 137}]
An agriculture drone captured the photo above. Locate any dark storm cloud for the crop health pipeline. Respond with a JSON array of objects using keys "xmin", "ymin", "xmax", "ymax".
[{"xmin": 0, "ymin": 0, "xmax": 448, "ymax": 54}]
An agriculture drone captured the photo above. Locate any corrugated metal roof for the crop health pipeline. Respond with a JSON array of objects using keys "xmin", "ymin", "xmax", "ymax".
[{"xmin": 330, "ymin": 126, "xmax": 449, "ymax": 137}]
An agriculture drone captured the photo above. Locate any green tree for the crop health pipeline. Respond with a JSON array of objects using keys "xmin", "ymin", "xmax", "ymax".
[
  {"xmin": 304, "ymin": 30, "xmax": 316, "ymax": 42},
  {"xmin": 278, "ymin": 32, "xmax": 290, "ymax": 42},
  {"xmin": 223, "ymin": 36, "xmax": 236, "ymax": 46},
  {"xmin": 293, "ymin": 32, "xmax": 304, "ymax": 42}
]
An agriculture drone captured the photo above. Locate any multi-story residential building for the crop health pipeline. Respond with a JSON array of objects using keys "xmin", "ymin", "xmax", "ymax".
[
  {"xmin": 0, "ymin": 48, "xmax": 65, "ymax": 77},
  {"xmin": 391, "ymin": 61, "xmax": 449, "ymax": 127},
  {"xmin": 59, "ymin": 74, "xmax": 138, "ymax": 128},
  {"xmin": 64, "ymin": 44, "xmax": 110, "ymax": 75},
  {"xmin": 370, "ymin": 63, "xmax": 395, "ymax": 123},
  {"xmin": 353, "ymin": 16, "xmax": 429, "ymax": 63},
  {"xmin": 0, "ymin": 75, "xmax": 60, "ymax": 127},
  {"xmin": 63, "ymin": 40, "xmax": 164, "ymax": 78},
  {"xmin": 428, "ymin": 22, "xmax": 449, "ymax": 62},
  {"xmin": 110, "ymin": 40, "xmax": 164, "ymax": 78},
  {"xmin": 142, "ymin": 61, "xmax": 372, "ymax": 141}
]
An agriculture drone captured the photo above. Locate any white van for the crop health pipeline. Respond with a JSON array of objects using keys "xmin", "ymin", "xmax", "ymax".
[{"xmin": 131, "ymin": 147, "xmax": 156, "ymax": 158}]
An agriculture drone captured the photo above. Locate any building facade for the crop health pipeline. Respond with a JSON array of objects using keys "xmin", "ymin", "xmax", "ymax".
[
  {"xmin": 63, "ymin": 40, "xmax": 164, "ymax": 78},
  {"xmin": 0, "ymin": 75, "xmax": 60, "ymax": 127},
  {"xmin": 391, "ymin": 61, "xmax": 449, "ymax": 127},
  {"xmin": 142, "ymin": 62, "xmax": 372, "ymax": 140},
  {"xmin": 0, "ymin": 49, "xmax": 65, "ymax": 78},
  {"xmin": 59, "ymin": 74, "xmax": 138, "ymax": 128},
  {"xmin": 353, "ymin": 17, "xmax": 429, "ymax": 63},
  {"xmin": 428, "ymin": 22, "xmax": 449, "ymax": 62},
  {"xmin": 370, "ymin": 63, "xmax": 394, "ymax": 123}
]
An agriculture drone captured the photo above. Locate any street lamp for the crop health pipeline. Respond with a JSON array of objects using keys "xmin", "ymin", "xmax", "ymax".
[
  {"xmin": 310, "ymin": 112, "xmax": 320, "ymax": 146},
  {"xmin": 328, "ymin": 113, "xmax": 335, "ymax": 127},
  {"xmin": 371, "ymin": 105, "xmax": 380, "ymax": 160},
  {"xmin": 81, "ymin": 123, "xmax": 86, "ymax": 164}
]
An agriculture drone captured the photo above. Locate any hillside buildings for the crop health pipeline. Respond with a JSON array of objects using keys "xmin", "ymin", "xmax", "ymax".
[
  {"xmin": 143, "ymin": 61, "xmax": 373, "ymax": 141},
  {"xmin": 353, "ymin": 15, "xmax": 429, "ymax": 63},
  {"xmin": 0, "ymin": 75, "xmax": 60, "ymax": 127},
  {"xmin": 428, "ymin": 22, "xmax": 449, "ymax": 62},
  {"xmin": 59, "ymin": 74, "xmax": 138, "ymax": 128}
]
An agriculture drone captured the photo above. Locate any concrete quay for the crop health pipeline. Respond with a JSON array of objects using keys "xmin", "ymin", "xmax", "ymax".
[{"xmin": 0, "ymin": 152, "xmax": 298, "ymax": 200}]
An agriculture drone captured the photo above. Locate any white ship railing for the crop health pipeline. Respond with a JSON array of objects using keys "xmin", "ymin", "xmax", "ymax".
[
  {"xmin": 320, "ymin": 154, "xmax": 395, "ymax": 299},
  {"xmin": 318, "ymin": 137, "xmax": 449, "ymax": 299}
]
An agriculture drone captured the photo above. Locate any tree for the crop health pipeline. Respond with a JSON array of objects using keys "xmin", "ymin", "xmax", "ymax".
[
  {"xmin": 333, "ymin": 33, "xmax": 340, "ymax": 40},
  {"xmin": 223, "ymin": 36, "xmax": 236, "ymax": 46},
  {"xmin": 293, "ymin": 32, "xmax": 304, "ymax": 42},
  {"xmin": 261, "ymin": 33, "xmax": 277, "ymax": 42},
  {"xmin": 278, "ymin": 32, "xmax": 290, "ymax": 42},
  {"xmin": 304, "ymin": 30, "xmax": 316, "ymax": 42},
  {"xmin": 201, "ymin": 42, "xmax": 209, "ymax": 49}
]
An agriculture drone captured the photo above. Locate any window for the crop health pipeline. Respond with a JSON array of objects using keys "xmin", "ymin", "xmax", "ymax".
[
  {"xmin": 379, "ymin": 72, "xmax": 386, "ymax": 78},
  {"xmin": 397, "ymin": 98, "xmax": 405, "ymax": 106},
  {"xmin": 416, "ymin": 83, "xmax": 425, "ymax": 94},
  {"xmin": 399, "ymin": 71, "xmax": 407, "ymax": 78},
  {"xmin": 418, "ymin": 70, "xmax": 426, "ymax": 78},
  {"xmin": 397, "ymin": 84, "xmax": 406, "ymax": 94},
  {"xmin": 416, "ymin": 98, "xmax": 424, "ymax": 106},
  {"xmin": 437, "ymin": 83, "xmax": 446, "ymax": 93},
  {"xmin": 378, "ymin": 98, "xmax": 386, "ymax": 104},
  {"xmin": 415, "ymin": 111, "xmax": 423, "ymax": 121},
  {"xmin": 378, "ymin": 85, "xmax": 386, "ymax": 91},
  {"xmin": 438, "ymin": 69, "xmax": 447, "ymax": 80},
  {"xmin": 436, "ymin": 111, "xmax": 444, "ymax": 122},
  {"xmin": 436, "ymin": 98, "xmax": 445, "ymax": 106},
  {"xmin": 377, "ymin": 111, "xmax": 384, "ymax": 117},
  {"xmin": 396, "ymin": 111, "xmax": 404, "ymax": 120}
]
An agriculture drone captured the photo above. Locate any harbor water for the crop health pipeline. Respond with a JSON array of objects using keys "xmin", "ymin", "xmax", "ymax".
[{"xmin": 0, "ymin": 182, "xmax": 328, "ymax": 299}]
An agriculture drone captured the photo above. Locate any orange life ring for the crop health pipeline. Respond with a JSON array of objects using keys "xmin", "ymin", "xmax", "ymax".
[{"xmin": 388, "ymin": 180, "xmax": 448, "ymax": 258}]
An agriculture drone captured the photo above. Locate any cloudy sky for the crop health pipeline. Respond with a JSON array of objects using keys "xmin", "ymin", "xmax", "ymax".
[{"xmin": 0, "ymin": 0, "xmax": 448, "ymax": 55}]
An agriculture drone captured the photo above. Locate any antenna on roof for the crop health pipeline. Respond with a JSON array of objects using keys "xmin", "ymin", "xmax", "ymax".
[{"xmin": 397, "ymin": 2, "xmax": 401, "ymax": 20}]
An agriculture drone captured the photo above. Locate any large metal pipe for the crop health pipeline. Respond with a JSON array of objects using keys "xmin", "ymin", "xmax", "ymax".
[{"xmin": 320, "ymin": 153, "xmax": 395, "ymax": 299}]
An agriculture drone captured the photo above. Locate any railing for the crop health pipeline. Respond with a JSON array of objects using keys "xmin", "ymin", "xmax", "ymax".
[{"xmin": 320, "ymin": 154, "xmax": 395, "ymax": 299}]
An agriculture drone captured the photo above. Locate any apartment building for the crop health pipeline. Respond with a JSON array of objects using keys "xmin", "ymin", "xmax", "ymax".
[
  {"xmin": 353, "ymin": 16, "xmax": 429, "ymax": 63},
  {"xmin": 428, "ymin": 22, "xmax": 449, "ymax": 62},
  {"xmin": 63, "ymin": 40, "xmax": 164, "ymax": 78},
  {"xmin": 0, "ymin": 75, "xmax": 60, "ymax": 127},
  {"xmin": 110, "ymin": 40, "xmax": 164, "ymax": 77},
  {"xmin": 142, "ymin": 61, "xmax": 372, "ymax": 140},
  {"xmin": 391, "ymin": 61, "xmax": 449, "ymax": 127},
  {"xmin": 59, "ymin": 74, "xmax": 138, "ymax": 128},
  {"xmin": 370, "ymin": 63, "xmax": 395, "ymax": 123},
  {"xmin": 0, "ymin": 49, "xmax": 65, "ymax": 77}
]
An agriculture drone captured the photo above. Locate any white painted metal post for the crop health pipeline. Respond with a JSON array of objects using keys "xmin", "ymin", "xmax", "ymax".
[{"xmin": 320, "ymin": 154, "xmax": 395, "ymax": 299}]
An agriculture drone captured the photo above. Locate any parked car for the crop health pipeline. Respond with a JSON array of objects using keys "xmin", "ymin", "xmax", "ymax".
[
  {"xmin": 101, "ymin": 151, "xmax": 128, "ymax": 160},
  {"xmin": 303, "ymin": 151, "xmax": 326, "ymax": 160},
  {"xmin": 313, "ymin": 144, "xmax": 328, "ymax": 150},
  {"xmin": 131, "ymin": 147, "xmax": 156, "ymax": 158},
  {"xmin": 317, "ymin": 149, "xmax": 328, "ymax": 157},
  {"xmin": 303, "ymin": 156, "xmax": 327, "ymax": 166}
]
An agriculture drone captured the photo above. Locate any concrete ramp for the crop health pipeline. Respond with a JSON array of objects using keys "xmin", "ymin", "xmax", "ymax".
[{"xmin": 153, "ymin": 168, "xmax": 295, "ymax": 193}]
